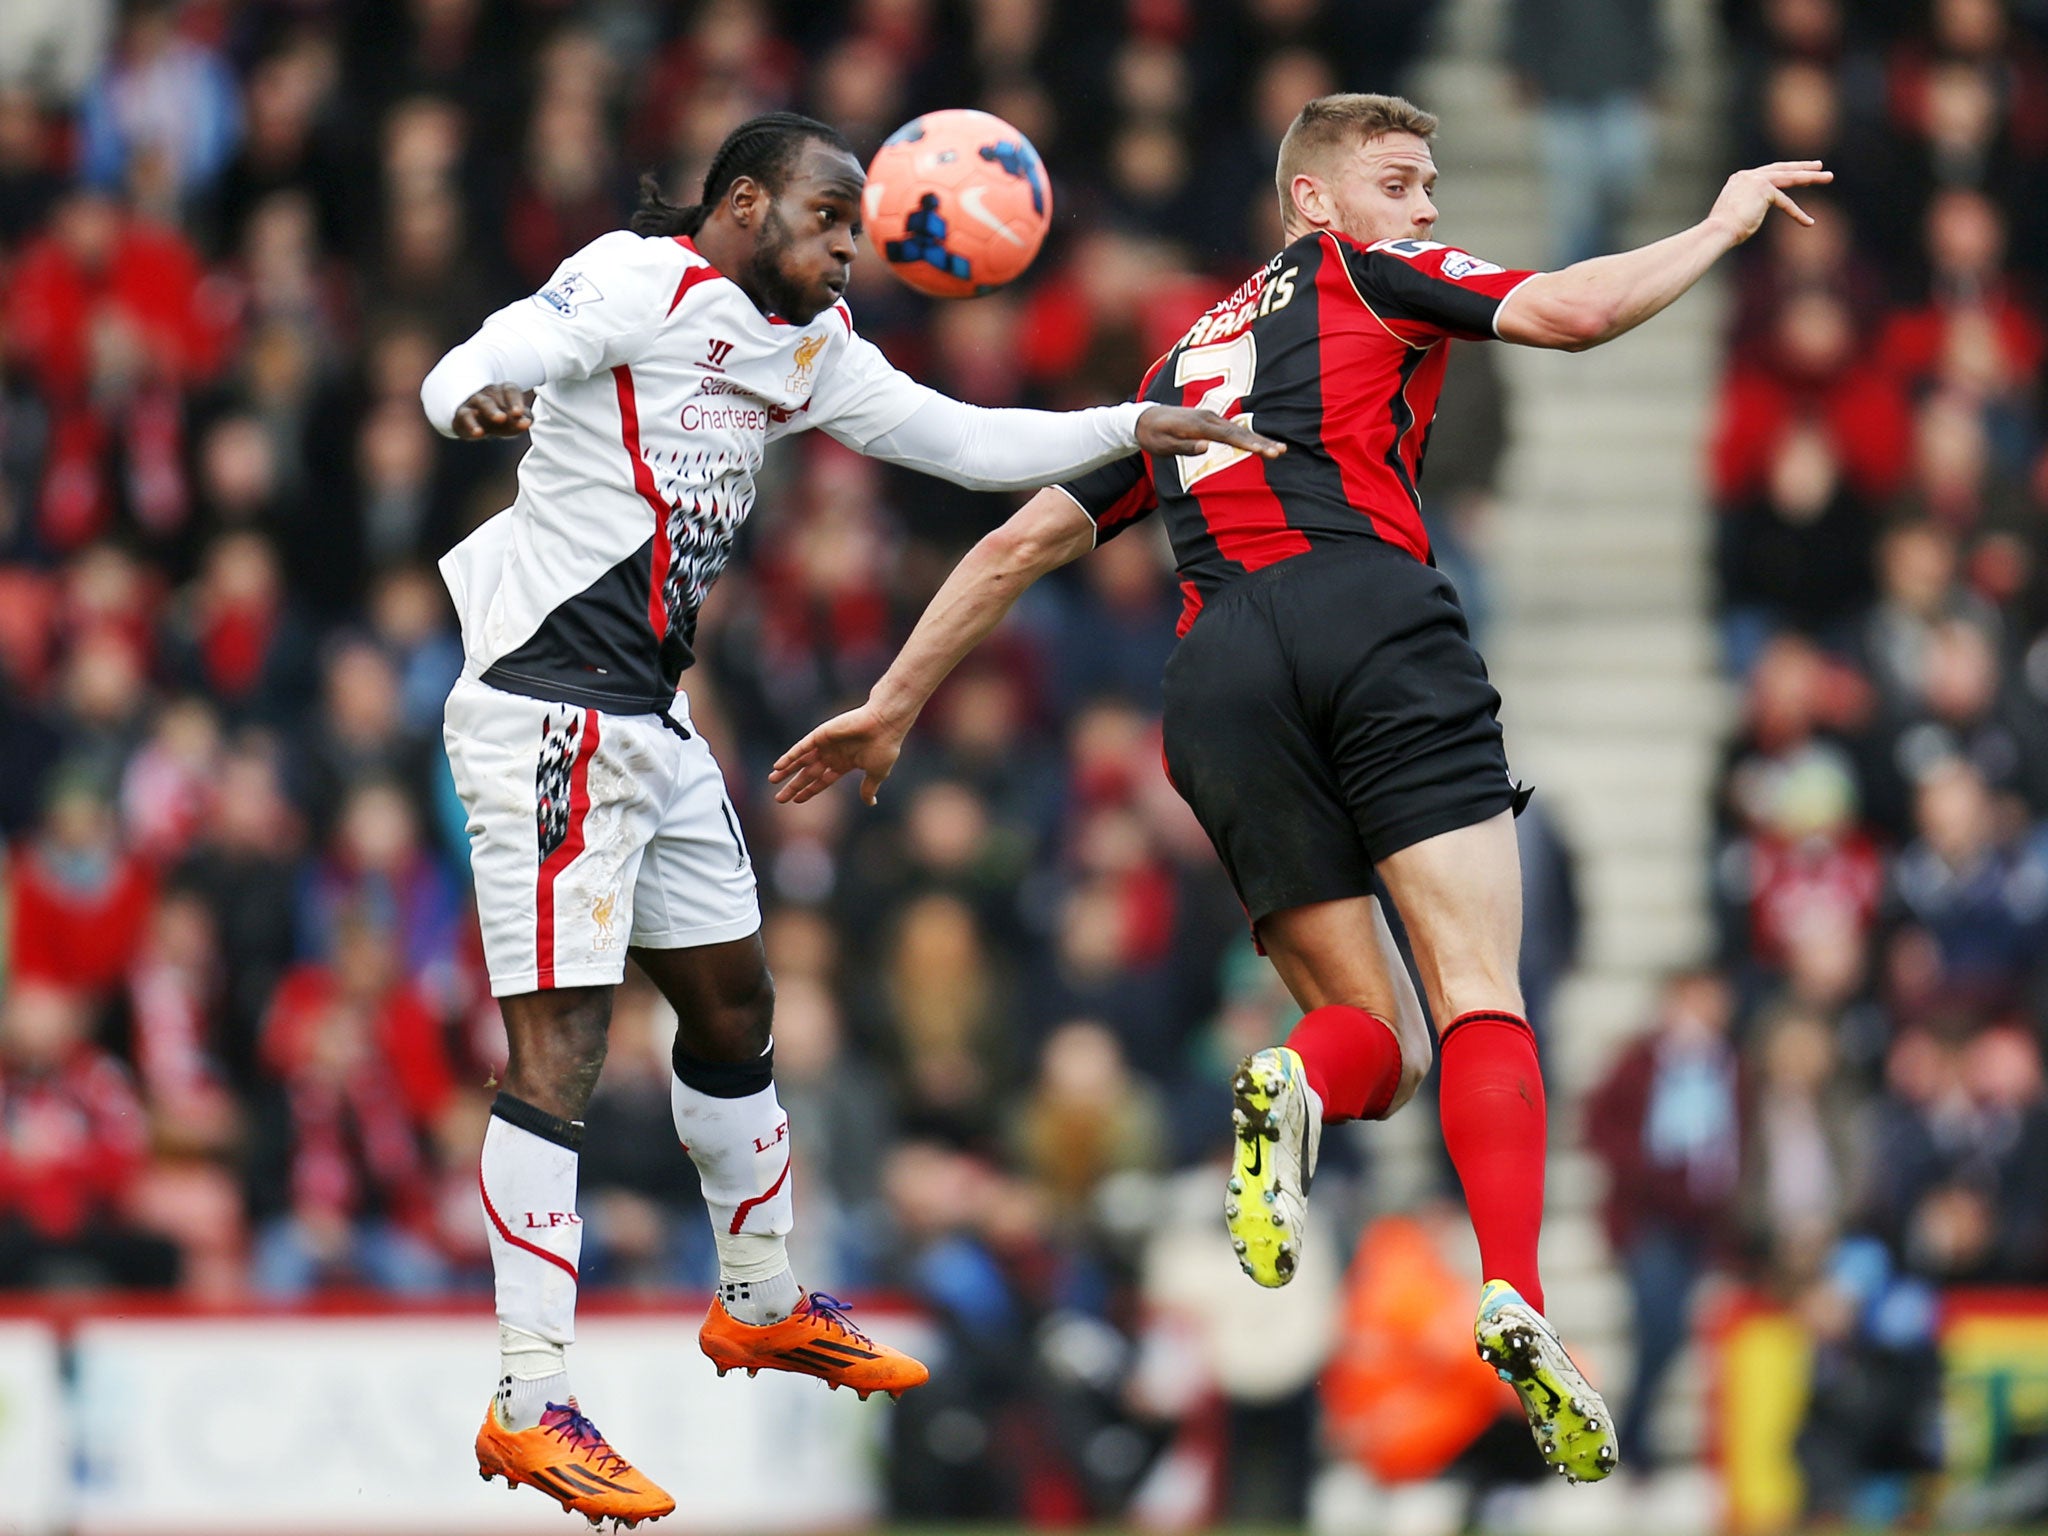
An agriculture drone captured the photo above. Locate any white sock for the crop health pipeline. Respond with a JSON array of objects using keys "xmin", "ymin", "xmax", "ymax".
[
  {"xmin": 719, "ymin": 1265, "xmax": 801, "ymax": 1325},
  {"xmin": 670, "ymin": 1046, "xmax": 797, "ymax": 1325},
  {"xmin": 480, "ymin": 1095, "xmax": 584, "ymax": 1429},
  {"xmin": 497, "ymin": 1324, "xmax": 569, "ymax": 1431}
]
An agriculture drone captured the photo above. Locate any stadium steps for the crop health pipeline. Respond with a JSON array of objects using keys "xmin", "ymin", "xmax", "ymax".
[{"xmin": 1333, "ymin": 0, "xmax": 1728, "ymax": 1512}]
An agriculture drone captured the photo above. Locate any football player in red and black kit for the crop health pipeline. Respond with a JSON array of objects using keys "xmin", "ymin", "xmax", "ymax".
[{"xmin": 772, "ymin": 94, "xmax": 1829, "ymax": 1482}]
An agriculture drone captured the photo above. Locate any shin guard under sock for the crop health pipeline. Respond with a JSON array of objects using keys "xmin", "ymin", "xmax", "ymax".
[
  {"xmin": 1286, "ymin": 1004, "xmax": 1403, "ymax": 1121},
  {"xmin": 480, "ymin": 1094, "xmax": 583, "ymax": 1428},
  {"xmin": 1437, "ymin": 1011, "xmax": 1547, "ymax": 1313},
  {"xmin": 670, "ymin": 1043, "xmax": 797, "ymax": 1324}
]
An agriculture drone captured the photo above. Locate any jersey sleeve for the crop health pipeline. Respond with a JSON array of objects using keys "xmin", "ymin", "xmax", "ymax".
[
  {"xmin": 1055, "ymin": 452, "xmax": 1158, "ymax": 545},
  {"xmin": 474, "ymin": 229, "xmax": 682, "ymax": 382},
  {"xmin": 805, "ymin": 328, "xmax": 940, "ymax": 451},
  {"xmin": 1342, "ymin": 237, "xmax": 1539, "ymax": 343}
]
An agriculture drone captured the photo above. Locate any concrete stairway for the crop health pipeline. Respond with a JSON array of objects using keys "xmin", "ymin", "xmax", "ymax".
[{"xmin": 1365, "ymin": 0, "xmax": 1734, "ymax": 1473}]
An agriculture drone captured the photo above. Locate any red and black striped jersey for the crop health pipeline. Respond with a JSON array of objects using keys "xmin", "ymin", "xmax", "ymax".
[{"xmin": 1058, "ymin": 230, "xmax": 1536, "ymax": 635}]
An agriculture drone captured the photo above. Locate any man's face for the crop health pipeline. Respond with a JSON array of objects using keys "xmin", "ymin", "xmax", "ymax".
[
  {"xmin": 1315, "ymin": 131, "xmax": 1440, "ymax": 246},
  {"xmin": 742, "ymin": 140, "xmax": 864, "ymax": 325}
]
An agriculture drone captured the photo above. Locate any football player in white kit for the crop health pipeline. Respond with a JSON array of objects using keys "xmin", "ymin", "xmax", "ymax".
[{"xmin": 421, "ymin": 111, "xmax": 1280, "ymax": 1524}]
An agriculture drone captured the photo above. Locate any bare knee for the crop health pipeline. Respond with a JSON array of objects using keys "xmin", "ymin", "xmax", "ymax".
[
  {"xmin": 674, "ymin": 964, "xmax": 776, "ymax": 1065},
  {"xmin": 500, "ymin": 988, "xmax": 613, "ymax": 1121}
]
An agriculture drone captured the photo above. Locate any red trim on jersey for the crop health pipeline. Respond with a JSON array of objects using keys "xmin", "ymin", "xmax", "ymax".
[
  {"xmin": 833, "ymin": 301, "xmax": 852, "ymax": 333},
  {"xmin": 479, "ymin": 1167, "xmax": 580, "ymax": 1282},
  {"xmin": 611, "ymin": 365, "xmax": 674, "ymax": 642},
  {"xmin": 668, "ymin": 262, "xmax": 721, "ymax": 315},
  {"xmin": 729, "ymin": 1154, "xmax": 791, "ymax": 1234},
  {"xmin": 1312, "ymin": 251, "xmax": 1433, "ymax": 561},
  {"xmin": 535, "ymin": 711, "xmax": 601, "ymax": 990},
  {"xmin": 1175, "ymin": 578, "xmax": 1205, "ymax": 638}
]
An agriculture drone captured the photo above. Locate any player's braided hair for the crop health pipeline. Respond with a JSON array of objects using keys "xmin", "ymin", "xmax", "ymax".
[{"xmin": 632, "ymin": 112, "xmax": 854, "ymax": 237}]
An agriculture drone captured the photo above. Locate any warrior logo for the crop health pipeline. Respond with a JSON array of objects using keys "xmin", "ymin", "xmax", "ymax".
[{"xmin": 536, "ymin": 710, "xmax": 583, "ymax": 863}]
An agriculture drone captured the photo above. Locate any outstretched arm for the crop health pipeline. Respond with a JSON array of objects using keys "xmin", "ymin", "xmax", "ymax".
[
  {"xmin": 1497, "ymin": 161, "xmax": 1832, "ymax": 351},
  {"xmin": 856, "ymin": 394, "xmax": 1282, "ymax": 491},
  {"xmin": 770, "ymin": 487, "xmax": 1097, "ymax": 804},
  {"xmin": 810, "ymin": 331, "xmax": 1282, "ymax": 490}
]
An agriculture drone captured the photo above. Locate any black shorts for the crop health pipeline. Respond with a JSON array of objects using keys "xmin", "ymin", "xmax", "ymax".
[{"xmin": 1160, "ymin": 542, "xmax": 1524, "ymax": 925}]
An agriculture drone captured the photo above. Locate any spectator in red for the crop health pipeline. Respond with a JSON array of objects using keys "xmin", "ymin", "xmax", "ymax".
[
  {"xmin": 0, "ymin": 978, "xmax": 177, "ymax": 1288},
  {"xmin": 250, "ymin": 904, "xmax": 456, "ymax": 1295},
  {"xmin": 1018, "ymin": 229, "xmax": 1218, "ymax": 410},
  {"xmin": 1728, "ymin": 192, "xmax": 1890, "ymax": 364},
  {"xmin": 119, "ymin": 696, "xmax": 222, "ymax": 866},
  {"xmin": 5, "ymin": 187, "xmax": 231, "ymax": 549},
  {"xmin": 1711, "ymin": 288, "xmax": 1914, "ymax": 508},
  {"xmin": 1585, "ymin": 970, "xmax": 1743, "ymax": 1470},
  {"xmin": 121, "ymin": 887, "xmax": 237, "ymax": 1148},
  {"xmin": 1878, "ymin": 191, "xmax": 2044, "ymax": 440},
  {"xmin": 160, "ymin": 531, "xmax": 316, "ymax": 725},
  {"xmin": 8, "ymin": 774, "xmax": 156, "ymax": 999},
  {"xmin": 1725, "ymin": 744, "xmax": 1886, "ymax": 974}
]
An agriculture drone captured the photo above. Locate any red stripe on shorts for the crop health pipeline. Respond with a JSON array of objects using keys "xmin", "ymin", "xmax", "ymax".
[{"xmin": 535, "ymin": 710, "xmax": 601, "ymax": 990}]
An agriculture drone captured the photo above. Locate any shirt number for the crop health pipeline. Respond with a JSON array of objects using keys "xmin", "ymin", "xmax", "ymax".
[{"xmin": 1172, "ymin": 333, "xmax": 1257, "ymax": 492}]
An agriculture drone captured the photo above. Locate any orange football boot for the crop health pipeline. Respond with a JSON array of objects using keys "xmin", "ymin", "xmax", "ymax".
[
  {"xmin": 700, "ymin": 1290, "xmax": 930, "ymax": 1400},
  {"xmin": 475, "ymin": 1397, "xmax": 675, "ymax": 1528}
]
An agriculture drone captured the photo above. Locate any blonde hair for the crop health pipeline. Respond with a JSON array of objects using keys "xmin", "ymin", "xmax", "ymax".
[{"xmin": 1276, "ymin": 92, "xmax": 1439, "ymax": 225}]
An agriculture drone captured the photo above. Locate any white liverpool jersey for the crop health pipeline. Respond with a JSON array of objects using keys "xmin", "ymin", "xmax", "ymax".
[{"xmin": 438, "ymin": 230, "xmax": 937, "ymax": 715}]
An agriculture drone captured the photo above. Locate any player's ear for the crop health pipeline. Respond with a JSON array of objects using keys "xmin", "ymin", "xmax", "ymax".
[
  {"xmin": 728, "ymin": 174, "xmax": 762, "ymax": 228},
  {"xmin": 1290, "ymin": 173, "xmax": 1328, "ymax": 231}
]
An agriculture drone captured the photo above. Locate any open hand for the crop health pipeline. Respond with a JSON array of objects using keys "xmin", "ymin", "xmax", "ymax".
[
  {"xmin": 452, "ymin": 383, "xmax": 534, "ymax": 439},
  {"xmin": 770, "ymin": 702, "xmax": 909, "ymax": 805},
  {"xmin": 1135, "ymin": 405, "xmax": 1286, "ymax": 461},
  {"xmin": 1708, "ymin": 161, "xmax": 1833, "ymax": 246}
]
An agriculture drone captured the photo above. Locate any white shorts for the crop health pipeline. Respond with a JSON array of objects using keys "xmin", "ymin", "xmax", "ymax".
[{"xmin": 443, "ymin": 675, "xmax": 760, "ymax": 996}]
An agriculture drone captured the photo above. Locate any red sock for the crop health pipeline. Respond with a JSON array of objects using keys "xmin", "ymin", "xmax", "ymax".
[
  {"xmin": 1284, "ymin": 1004, "xmax": 1402, "ymax": 1121},
  {"xmin": 1438, "ymin": 1010, "xmax": 1546, "ymax": 1313}
]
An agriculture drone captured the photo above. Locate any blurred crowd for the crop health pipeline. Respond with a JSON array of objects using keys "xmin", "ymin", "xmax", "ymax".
[
  {"xmin": 1581, "ymin": 0, "xmax": 2048, "ymax": 1520},
  {"xmin": 0, "ymin": 0, "xmax": 1463, "ymax": 1521},
  {"xmin": 8, "ymin": 0, "xmax": 2048, "ymax": 1522}
]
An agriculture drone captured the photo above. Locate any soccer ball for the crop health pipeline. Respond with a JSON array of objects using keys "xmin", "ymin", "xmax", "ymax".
[{"xmin": 863, "ymin": 110, "xmax": 1052, "ymax": 299}]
